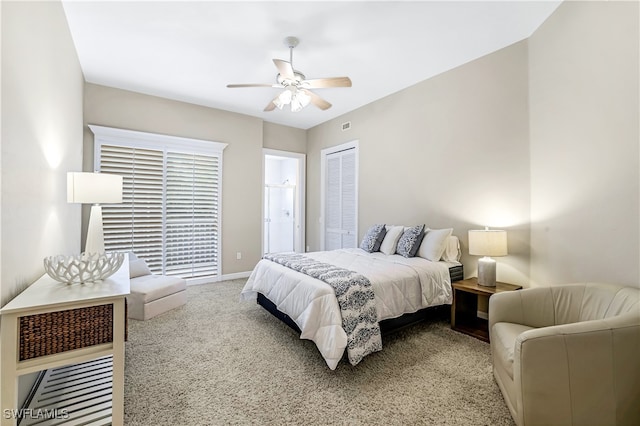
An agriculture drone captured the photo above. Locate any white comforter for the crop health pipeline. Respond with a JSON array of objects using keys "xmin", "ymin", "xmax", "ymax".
[{"xmin": 240, "ymin": 248, "xmax": 455, "ymax": 369}]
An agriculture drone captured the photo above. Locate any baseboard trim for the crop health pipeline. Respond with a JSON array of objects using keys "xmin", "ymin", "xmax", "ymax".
[
  {"xmin": 186, "ymin": 271, "xmax": 251, "ymax": 286},
  {"xmin": 477, "ymin": 310, "xmax": 488, "ymax": 320},
  {"xmin": 220, "ymin": 271, "xmax": 252, "ymax": 281}
]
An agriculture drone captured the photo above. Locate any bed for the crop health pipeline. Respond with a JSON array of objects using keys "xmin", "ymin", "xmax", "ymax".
[{"xmin": 241, "ymin": 226, "xmax": 463, "ymax": 370}]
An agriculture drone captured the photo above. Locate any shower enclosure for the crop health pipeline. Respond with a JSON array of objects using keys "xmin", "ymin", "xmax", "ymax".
[{"xmin": 263, "ymin": 151, "xmax": 304, "ymax": 255}]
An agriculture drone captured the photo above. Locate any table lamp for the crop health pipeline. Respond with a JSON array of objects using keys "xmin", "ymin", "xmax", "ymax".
[
  {"xmin": 67, "ymin": 172, "xmax": 122, "ymax": 254},
  {"xmin": 468, "ymin": 228, "xmax": 507, "ymax": 287}
]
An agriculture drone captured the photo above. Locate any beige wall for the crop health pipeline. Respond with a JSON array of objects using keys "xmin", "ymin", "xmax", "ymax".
[
  {"xmin": 307, "ymin": 41, "xmax": 531, "ymax": 286},
  {"xmin": 263, "ymin": 122, "xmax": 306, "ymax": 154},
  {"xmin": 529, "ymin": 1, "xmax": 639, "ymax": 287},
  {"xmin": 83, "ymin": 84, "xmax": 305, "ymax": 276},
  {"xmin": 307, "ymin": 0, "xmax": 639, "ymax": 289},
  {"xmin": 1, "ymin": 0, "xmax": 84, "ymax": 307}
]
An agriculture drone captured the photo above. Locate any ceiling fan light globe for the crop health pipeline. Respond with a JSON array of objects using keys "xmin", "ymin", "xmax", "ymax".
[
  {"xmin": 297, "ymin": 90, "xmax": 311, "ymax": 107},
  {"xmin": 278, "ymin": 89, "xmax": 293, "ymax": 105},
  {"xmin": 290, "ymin": 96, "xmax": 303, "ymax": 112}
]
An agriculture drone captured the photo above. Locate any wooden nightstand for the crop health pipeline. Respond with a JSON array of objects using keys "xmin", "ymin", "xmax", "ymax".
[{"xmin": 451, "ymin": 277, "xmax": 522, "ymax": 342}]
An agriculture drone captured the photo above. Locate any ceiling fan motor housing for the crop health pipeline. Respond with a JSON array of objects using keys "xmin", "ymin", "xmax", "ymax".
[{"xmin": 276, "ymin": 70, "xmax": 305, "ymax": 87}]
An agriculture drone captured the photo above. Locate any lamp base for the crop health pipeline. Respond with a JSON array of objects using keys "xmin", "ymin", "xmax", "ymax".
[
  {"xmin": 477, "ymin": 256, "xmax": 496, "ymax": 287},
  {"xmin": 85, "ymin": 204, "xmax": 106, "ymax": 255}
]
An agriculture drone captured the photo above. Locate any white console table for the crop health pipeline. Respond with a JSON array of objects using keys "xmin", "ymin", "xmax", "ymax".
[{"xmin": 0, "ymin": 260, "xmax": 129, "ymax": 426}]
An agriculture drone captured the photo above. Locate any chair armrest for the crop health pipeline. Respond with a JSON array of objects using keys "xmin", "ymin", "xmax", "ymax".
[
  {"xmin": 489, "ymin": 287, "xmax": 556, "ymax": 336},
  {"xmin": 513, "ymin": 313, "xmax": 640, "ymax": 426}
]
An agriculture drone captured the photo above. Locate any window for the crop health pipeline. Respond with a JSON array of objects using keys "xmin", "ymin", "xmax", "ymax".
[
  {"xmin": 91, "ymin": 125, "xmax": 227, "ymax": 283},
  {"xmin": 165, "ymin": 152, "xmax": 220, "ymax": 278}
]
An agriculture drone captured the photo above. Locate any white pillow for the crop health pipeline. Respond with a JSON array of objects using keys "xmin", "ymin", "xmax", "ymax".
[
  {"xmin": 379, "ymin": 225, "xmax": 404, "ymax": 255},
  {"xmin": 129, "ymin": 258, "xmax": 152, "ymax": 278},
  {"xmin": 418, "ymin": 228, "xmax": 453, "ymax": 261},
  {"xmin": 441, "ymin": 236, "xmax": 461, "ymax": 262}
]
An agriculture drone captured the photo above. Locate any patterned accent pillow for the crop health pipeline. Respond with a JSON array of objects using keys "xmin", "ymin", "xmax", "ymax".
[
  {"xmin": 359, "ymin": 224, "xmax": 387, "ymax": 253},
  {"xmin": 396, "ymin": 224, "xmax": 426, "ymax": 258}
]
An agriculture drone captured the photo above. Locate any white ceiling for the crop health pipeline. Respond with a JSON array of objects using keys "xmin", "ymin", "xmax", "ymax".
[{"xmin": 62, "ymin": 1, "xmax": 561, "ymax": 130}]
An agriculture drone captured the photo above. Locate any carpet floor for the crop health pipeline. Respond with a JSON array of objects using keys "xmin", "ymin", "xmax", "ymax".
[{"xmin": 124, "ymin": 279, "xmax": 514, "ymax": 425}]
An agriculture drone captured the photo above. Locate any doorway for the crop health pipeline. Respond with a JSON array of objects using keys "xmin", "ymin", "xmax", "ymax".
[{"xmin": 263, "ymin": 149, "xmax": 305, "ymax": 255}]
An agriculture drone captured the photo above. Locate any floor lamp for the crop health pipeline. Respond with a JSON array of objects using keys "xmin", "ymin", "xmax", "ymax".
[
  {"xmin": 468, "ymin": 228, "xmax": 508, "ymax": 287},
  {"xmin": 67, "ymin": 172, "xmax": 123, "ymax": 254}
]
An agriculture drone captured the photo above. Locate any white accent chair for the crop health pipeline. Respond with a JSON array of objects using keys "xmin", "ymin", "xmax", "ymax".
[
  {"xmin": 126, "ymin": 253, "xmax": 187, "ymax": 320},
  {"xmin": 489, "ymin": 283, "xmax": 640, "ymax": 426}
]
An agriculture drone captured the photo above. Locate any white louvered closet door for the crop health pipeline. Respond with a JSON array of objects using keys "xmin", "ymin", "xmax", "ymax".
[{"xmin": 325, "ymin": 148, "xmax": 357, "ymax": 250}]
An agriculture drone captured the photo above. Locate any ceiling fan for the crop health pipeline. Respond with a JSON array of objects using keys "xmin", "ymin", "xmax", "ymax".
[{"xmin": 227, "ymin": 36, "xmax": 352, "ymax": 112}]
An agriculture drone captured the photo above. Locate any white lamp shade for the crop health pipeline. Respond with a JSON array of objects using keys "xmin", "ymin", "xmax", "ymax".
[
  {"xmin": 67, "ymin": 172, "xmax": 122, "ymax": 204},
  {"xmin": 468, "ymin": 229, "xmax": 508, "ymax": 257}
]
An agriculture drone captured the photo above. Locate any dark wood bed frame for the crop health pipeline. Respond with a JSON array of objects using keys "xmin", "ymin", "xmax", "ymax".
[{"xmin": 256, "ymin": 264, "xmax": 464, "ymax": 337}]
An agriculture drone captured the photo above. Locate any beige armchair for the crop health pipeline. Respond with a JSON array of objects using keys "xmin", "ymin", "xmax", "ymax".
[{"xmin": 489, "ymin": 283, "xmax": 640, "ymax": 426}]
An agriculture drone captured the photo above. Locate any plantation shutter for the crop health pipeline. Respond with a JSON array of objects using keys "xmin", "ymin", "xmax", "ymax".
[
  {"xmin": 165, "ymin": 152, "xmax": 220, "ymax": 278},
  {"xmin": 92, "ymin": 125, "xmax": 227, "ymax": 283},
  {"xmin": 100, "ymin": 144, "xmax": 164, "ymax": 273}
]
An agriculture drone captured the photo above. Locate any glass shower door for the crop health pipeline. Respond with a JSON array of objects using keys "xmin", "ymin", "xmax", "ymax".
[{"xmin": 264, "ymin": 185, "xmax": 295, "ymax": 254}]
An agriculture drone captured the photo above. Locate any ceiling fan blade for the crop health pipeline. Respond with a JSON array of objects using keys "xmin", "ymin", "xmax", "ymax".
[
  {"xmin": 273, "ymin": 59, "xmax": 295, "ymax": 80},
  {"xmin": 301, "ymin": 89, "xmax": 332, "ymax": 110},
  {"xmin": 227, "ymin": 83, "xmax": 281, "ymax": 88},
  {"xmin": 303, "ymin": 77, "xmax": 352, "ymax": 88},
  {"xmin": 264, "ymin": 94, "xmax": 280, "ymax": 112}
]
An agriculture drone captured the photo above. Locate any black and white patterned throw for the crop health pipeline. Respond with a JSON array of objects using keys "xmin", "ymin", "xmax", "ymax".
[{"xmin": 263, "ymin": 252, "xmax": 382, "ymax": 366}]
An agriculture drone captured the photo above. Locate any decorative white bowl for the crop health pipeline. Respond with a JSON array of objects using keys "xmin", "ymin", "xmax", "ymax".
[{"xmin": 43, "ymin": 252, "xmax": 125, "ymax": 284}]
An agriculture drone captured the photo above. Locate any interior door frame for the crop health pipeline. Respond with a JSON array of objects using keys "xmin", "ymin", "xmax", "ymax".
[
  {"xmin": 320, "ymin": 140, "xmax": 359, "ymax": 251},
  {"xmin": 262, "ymin": 149, "xmax": 306, "ymax": 254}
]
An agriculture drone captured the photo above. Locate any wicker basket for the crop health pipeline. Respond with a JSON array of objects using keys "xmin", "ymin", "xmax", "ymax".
[{"xmin": 19, "ymin": 304, "xmax": 114, "ymax": 361}]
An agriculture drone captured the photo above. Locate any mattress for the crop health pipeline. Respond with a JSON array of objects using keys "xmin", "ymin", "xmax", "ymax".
[{"xmin": 241, "ymin": 248, "xmax": 458, "ymax": 369}]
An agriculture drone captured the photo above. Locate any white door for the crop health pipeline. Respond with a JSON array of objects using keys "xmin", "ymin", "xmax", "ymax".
[{"xmin": 323, "ymin": 143, "xmax": 358, "ymax": 250}]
